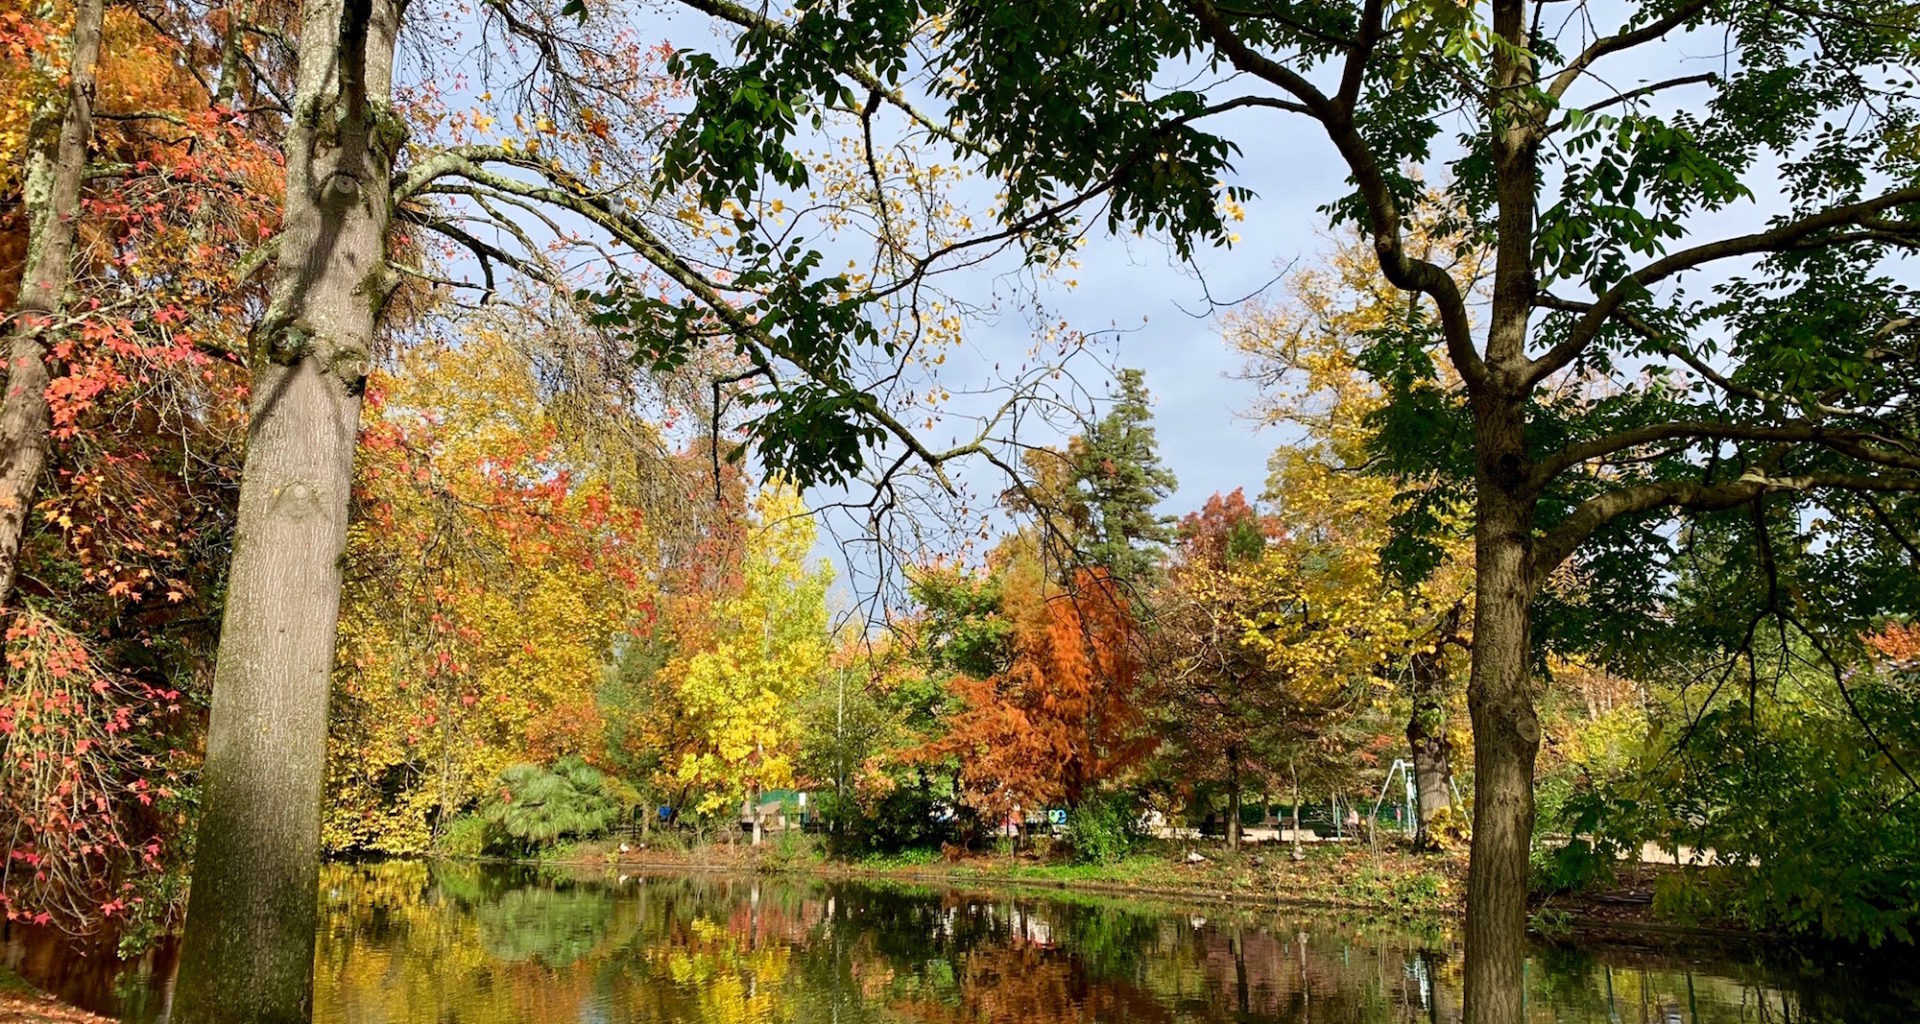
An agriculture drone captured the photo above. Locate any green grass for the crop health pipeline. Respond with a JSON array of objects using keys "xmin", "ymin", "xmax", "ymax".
[
  {"xmin": 856, "ymin": 847, "xmax": 942, "ymax": 869},
  {"xmin": 1327, "ymin": 864, "xmax": 1453, "ymax": 914},
  {"xmin": 0, "ymin": 964, "xmax": 42, "ymax": 996}
]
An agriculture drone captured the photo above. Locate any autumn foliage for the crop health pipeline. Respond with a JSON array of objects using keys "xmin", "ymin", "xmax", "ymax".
[
  {"xmin": 915, "ymin": 564, "xmax": 1150, "ymax": 820},
  {"xmin": 324, "ymin": 326, "xmax": 666, "ymax": 854},
  {"xmin": 0, "ymin": 0, "xmax": 278, "ymax": 934},
  {"xmin": 0, "ymin": 608, "xmax": 183, "ymax": 930}
]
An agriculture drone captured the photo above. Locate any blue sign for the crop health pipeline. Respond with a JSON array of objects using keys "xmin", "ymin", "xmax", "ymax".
[{"xmin": 1046, "ymin": 808, "xmax": 1067, "ymax": 826}]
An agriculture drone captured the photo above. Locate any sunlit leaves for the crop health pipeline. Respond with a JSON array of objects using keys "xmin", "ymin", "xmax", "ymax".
[
  {"xmin": 667, "ymin": 487, "xmax": 833, "ymax": 814},
  {"xmin": 581, "ymin": 225, "xmax": 891, "ymax": 489},
  {"xmin": 913, "ymin": 558, "xmax": 1149, "ymax": 817},
  {"xmin": 325, "ymin": 326, "xmax": 663, "ymax": 855},
  {"xmin": 0, "ymin": 607, "xmax": 183, "ymax": 932}
]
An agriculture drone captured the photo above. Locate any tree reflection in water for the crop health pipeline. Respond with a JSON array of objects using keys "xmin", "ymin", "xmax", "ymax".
[{"xmin": 12, "ymin": 862, "xmax": 1916, "ymax": 1023}]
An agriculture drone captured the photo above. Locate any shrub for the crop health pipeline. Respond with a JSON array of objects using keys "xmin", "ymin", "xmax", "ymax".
[
  {"xmin": 1650, "ymin": 870, "xmax": 1726, "ymax": 927},
  {"xmin": 757, "ymin": 831, "xmax": 820, "ymax": 872},
  {"xmin": 862, "ymin": 846, "xmax": 940, "ymax": 868},
  {"xmin": 1068, "ymin": 793, "xmax": 1140, "ymax": 865},
  {"xmin": 641, "ymin": 825, "xmax": 689, "ymax": 852},
  {"xmin": 1545, "ymin": 674, "xmax": 1920, "ymax": 946},
  {"xmin": 436, "ymin": 814, "xmax": 492, "ymax": 859},
  {"xmin": 812, "ymin": 786, "xmax": 961, "ymax": 855},
  {"xmin": 1335, "ymin": 864, "xmax": 1453, "ymax": 913},
  {"xmin": 477, "ymin": 757, "xmax": 635, "ymax": 855}
]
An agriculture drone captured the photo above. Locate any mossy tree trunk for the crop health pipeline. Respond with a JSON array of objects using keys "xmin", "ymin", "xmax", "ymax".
[{"xmin": 170, "ymin": 0, "xmax": 402, "ymax": 1019}]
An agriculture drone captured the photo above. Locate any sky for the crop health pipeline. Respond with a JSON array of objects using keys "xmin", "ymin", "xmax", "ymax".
[{"xmin": 602, "ymin": 1, "xmax": 1683, "ymax": 608}]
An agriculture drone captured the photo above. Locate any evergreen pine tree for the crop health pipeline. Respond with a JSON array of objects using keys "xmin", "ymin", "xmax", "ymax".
[{"xmin": 1070, "ymin": 368, "xmax": 1178, "ymax": 589}]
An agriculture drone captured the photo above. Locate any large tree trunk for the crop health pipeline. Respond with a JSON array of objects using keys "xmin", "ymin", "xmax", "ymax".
[
  {"xmin": 1463, "ymin": 3, "xmax": 1544, "ymax": 1020},
  {"xmin": 1459, "ymin": 443, "xmax": 1541, "ymax": 1024},
  {"xmin": 171, "ymin": 0, "xmax": 401, "ymax": 1019},
  {"xmin": 0, "ymin": 0, "xmax": 105, "ymax": 608},
  {"xmin": 1407, "ymin": 640, "xmax": 1455, "ymax": 851}
]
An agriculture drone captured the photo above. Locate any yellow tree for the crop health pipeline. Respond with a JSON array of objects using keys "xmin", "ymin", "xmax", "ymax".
[
  {"xmin": 1230, "ymin": 221, "xmax": 1479, "ymax": 849},
  {"xmin": 668, "ymin": 486, "xmax": 832, "ymax": 842}
]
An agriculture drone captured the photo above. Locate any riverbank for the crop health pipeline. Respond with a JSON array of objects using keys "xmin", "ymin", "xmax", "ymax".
[
  {"xmin": 553, "ymin": 836, "xmax": 1461, "ymax": 915},
  {"xmin": 546, "ymin": 835, "xmax": 1768, "ymax": 948},
  {"xmin": 0, "ymin": 968, "xmax": 113, "ymax": 1024}
]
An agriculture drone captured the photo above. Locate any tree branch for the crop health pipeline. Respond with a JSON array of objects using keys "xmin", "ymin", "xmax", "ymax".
[
  {"xmin": 668, "ymin": 0, "xmax": 982, "ymax": 154},
  {"xmin": 1530, "ymin": 469, "xmax": 1920, "ymax": 584},
  {"xmin": 1184, "ymin": 0, "xmax": 1487, "ymax": 390},
  {"xmin": 1537, "ymin": 292, "xmax": 1902, "ymax": 419},
  {"xmin": 1533, "ymin": 420, "xmax": 1920, "ymax": 488},
  {"xmin": 1335, "ymin": 0, "xmax": 1384, "ymax": 114},
  {"xmin": 1524, "ymin": 185, "xmax": 1920, "ymax": 386},
  {"xmin": 1544, "ymin": 72, "xmax": 1718, "ymax": 133},
  {"xmin": 410, "ymin": 150, "xmax": 999, "ymax": 487},
  {"xmin": 1544, "ymin": 0, "xmax": 1715, "ymax": 101}
]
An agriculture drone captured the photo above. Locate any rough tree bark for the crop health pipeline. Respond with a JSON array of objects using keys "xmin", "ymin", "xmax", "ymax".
[
  {"xmin": 1407, "ymin": 606, "xmax": 1462, "ymax": 851},
  {"xmin": 0, "ymin": 0, "xmax": 105, "ymax": 608},
  {"xmin": 1406, "ymin": 644, "xmax": 1454, "ymax": 850},
  {"xmin": 170, "ymin": 0, "xmax": 403, "ymax": 1018},
  {"xmin": 1460, "ymin": 481, "xmax": 1539, "ymax": 1024},
  {"xmin": 1458, "ymin": 3, "xmax": 1545, "ymax": 1020}
]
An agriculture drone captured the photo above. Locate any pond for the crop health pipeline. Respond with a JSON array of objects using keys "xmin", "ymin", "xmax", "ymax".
[{"xmin": 9, "ymin": 862, "xmax": 1919, "ymax": 1023}]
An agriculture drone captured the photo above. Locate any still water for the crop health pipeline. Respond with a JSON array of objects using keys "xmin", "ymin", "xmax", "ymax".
[{"xmin": 11, "ymin": 861, "xmax": 1919, "ymax": 1023}]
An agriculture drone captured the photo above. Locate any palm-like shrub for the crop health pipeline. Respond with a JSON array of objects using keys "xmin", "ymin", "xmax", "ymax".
[{"xmin": 479, "ymin": 757, "xmax": 635, "ymax": 854}]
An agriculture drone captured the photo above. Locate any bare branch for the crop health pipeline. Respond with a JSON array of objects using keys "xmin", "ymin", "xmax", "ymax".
[
  {"xmin": 1544, "ymin": 0, "xmax": 1715, "ymax": 101},
  {"xmin": 1544, "ymin": 72, "xmax": 1718, "ymax": 133}
]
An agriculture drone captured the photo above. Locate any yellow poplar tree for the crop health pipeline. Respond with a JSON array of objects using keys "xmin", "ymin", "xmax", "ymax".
[{"xmin": 669, "ymin": 486, "xmax": 832, "ymax": 830}]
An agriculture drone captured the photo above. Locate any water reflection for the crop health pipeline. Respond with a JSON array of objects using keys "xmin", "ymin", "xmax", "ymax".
[{"xmin": 10, "ymin": 862, "xmax": 1918, "ymax": 1023}]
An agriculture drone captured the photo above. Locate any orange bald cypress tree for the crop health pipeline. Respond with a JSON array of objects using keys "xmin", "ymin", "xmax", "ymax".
[{"xmin": 919, "ymin": 565, "xmax": 1151, "ymax": 820}]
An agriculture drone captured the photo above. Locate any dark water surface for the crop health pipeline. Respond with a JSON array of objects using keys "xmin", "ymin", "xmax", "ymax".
[{"xmin": 9, "ymin": 861, "xmax": 1919, "ymax": 1023}]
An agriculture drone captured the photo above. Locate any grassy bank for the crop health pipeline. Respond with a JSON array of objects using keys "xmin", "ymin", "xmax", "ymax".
[
  {"xmin": 548, "ymin": 835, "xmax": 1465, "ymax": 918},
  {"xmin": 540, "ymin": 834, "xmax": 1783, "ymax": 947}
]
